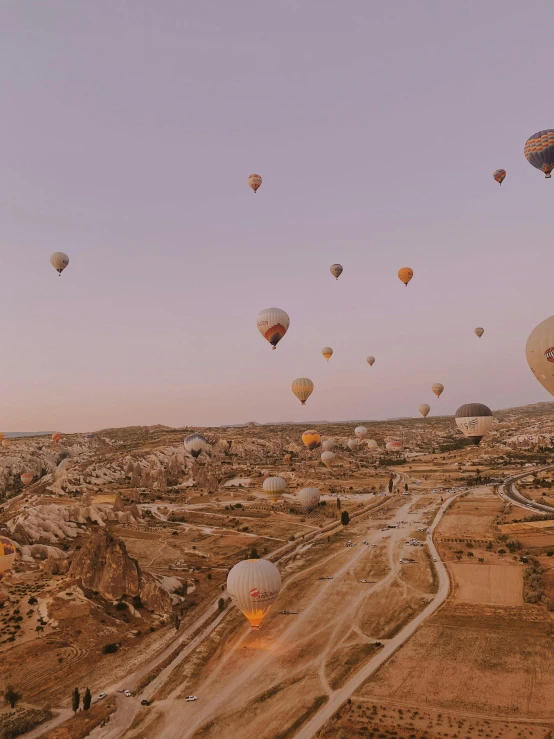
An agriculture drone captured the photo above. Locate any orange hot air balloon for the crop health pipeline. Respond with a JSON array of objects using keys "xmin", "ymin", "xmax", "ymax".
[
  {"xmin": 301, "ymin": 430, "xmax": 321, "ymax": 450},
  {"xmin": 52, "ymin": 433, "xmax": 62, "ymax": 443},
  {"xmin": 398, "ymin": 267, "xmax": 413, "ymax": 286},
  {"xmin": 248, "ymin": 173, "xmax": 262, "ymax": 193},
  {"xmin": 0, "ymin": 536, "xmax": 16, "ymax": 580},
  {"xmin": 2, "ymin": 439, "xmax": 10, "ymax": 449}
]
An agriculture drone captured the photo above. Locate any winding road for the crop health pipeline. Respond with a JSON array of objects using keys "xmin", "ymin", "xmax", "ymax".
[{"xmin": 498, "ymin": 467, "xmax": 554, "ymax": 515}]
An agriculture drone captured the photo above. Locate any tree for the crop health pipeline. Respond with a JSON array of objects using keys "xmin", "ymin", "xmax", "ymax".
[
  {"xmin": 498, "ymin": 548, "xmax": 507, "ymax": 557},
  {"xmin": 336, "ymin": 498, "xmax": 341, "ymax": 511},
  {"xmin": 218, "ymin": 597, "xmax": 225, "ymax": 611},
  {"xmin": 341, "ymin": 511, "xmax": 350, "ymax": 526},
  {"xmin": 72, "ymin": 687, "xmax": 80, "ymax": 714},
  {"xmin": 83, "ymin": 688, "xmax": 91, "ymax": 711},
  {"xmin": 4, "ymin": 686, "xmax": 21, "ymax": 709},
  {"xmin": 467, "ymin": 551, "xmax": 474, "ymax": 558},
  {"xmin": 404, "ymin": 483, "xmax": 408, "ymax": 492},
  {"xmin": 249, "ymin": 547, "xmax": 259, "ymax": 559},
  {"xmin": 388, "ymin": 478, "xmax": 393, "ymax": 494},
  {"xmin": 174, "ymin": 615, "xmax": 181, "ymax": 631}
]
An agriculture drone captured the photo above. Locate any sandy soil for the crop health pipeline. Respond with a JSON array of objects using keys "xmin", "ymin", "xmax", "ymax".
[{"xmin": 449, "ymin": 563, "xmax": 523, "ymax": 605}]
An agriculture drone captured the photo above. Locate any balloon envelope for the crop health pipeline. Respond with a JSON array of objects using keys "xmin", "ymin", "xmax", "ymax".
[
  {"xmin": 263, "ymin": 476, "xmax": 286, "ymax": 500},
  {"xmin": 367, "ymin": 439, "xmax": 378, "ymax": 450},
  {"xmin": 50, "ymin": 252, "xmax": 69, "ymax": 274},
  {"xmin": 398, "ymin": 267, "xmax": 413, "ymax": 286},
  {"xmin": 297, "ymin": 487, "xmax": 320, "ymax": 511},
  {"xmin": 257, "ymin": 308, "xmax": 290, "ymax": 350},
  {"xmin": 386, "ymin": 440, "xmax": 403, "ymax": 452},
  {"xmin": 322, "ymin": 439, "xmax": 335, "ymax": 452},
  {"xmin": 322, "ymin": 347, "xmax": 333, "ymax": 361},
  {"xmin": 493, "ymin": 169, "xmax": 506, "ymax": 185},
  {"xmin": 21, "ymin": 473, "xmax": 33, "ymax": 486},
  {"xmin": 431, "ymin": 383, "xmax": 444, "ymax": 398},
  {"xmin": 455, "ymin": 403, "xmax": 493, "ymax": 445},
  {"xmin": 330, "ymin": 264, "xmax": 343, "ymax": 279},
  {"xmin": 419, "ymin": 404, "xmax": 430, "ymax": 418},
  {"xmin": 321, "ymin": 451, "xmax": 336, "ymax": 467},
  {"xmin": 0, "ymin": 537, "xmax": 16, "ymax": 579},
  {"xmin": 347, "ymin": 439, "xmax": 359, "ymax": 451},
  {"xmin": 52, "ymin": 433, "xmax": 62, "ymax": 443},
  {"xmin": 355, "ymin": 426, "xmax": 368, "ymax": 439},
  {"xmin": 184, "ymin": 433, "xmax": 208, "ymax": 458},
  {"xmin": 474, "ymin": 327, "xmax": 484, "ymax": 338},
  {"xmin": 526, "ymin": 315, "xmax": 554, "ymax": 397},
  {"xmin": 302, "ymin": 430, "xmax": 321, "ymax": 450},
  {"xmin": 1, "ymin": 439, "xmax": 9, "ymax": 449},
  {"xmin": 366, "ymin": 356, "xmax": 375, "ymax": 366},
  {"xmin": 524, "ymin": 130, "xmax": 554, "ymax": 178},
  {"xmin": 291, "ymin": 378, "xmax": 313, "ymax": 405},
  {"xmin": 247, "ymin": 173, "xmax": 262, "ymax": 192},
  {"xmin": 227, "ymin": 558, "xmax": 281, "ymax": 629}
]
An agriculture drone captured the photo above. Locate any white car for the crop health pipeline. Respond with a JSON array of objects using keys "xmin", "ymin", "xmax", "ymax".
[
  {"xmin": 98, "ymin": 692, "xmax": 107, "ymax": 700},
  {"xmin": 186, "ymin": 695, "xmax": 198, "ymax": 702},
  {"xmin": 124, "ymin": 690, "xmax": 132, "ymax": 697}
]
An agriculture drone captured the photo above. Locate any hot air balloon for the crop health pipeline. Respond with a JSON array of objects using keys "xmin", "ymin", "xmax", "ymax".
[
  {"xmin": 322, "ymin": 347, "xmax": 333, "ymax": 362},
  {"xmin": 263, "ymin": 476, "xmax": 286, "ymax": 501},
  {"xmin": 21, "ymin": 473, "xmax": 33, "ymax": 486},
  {"xmin": 386, "ymin": 440, "xmax": 403, "ymax": 452},
  {"xmin": 493, "ymin": 169, "xmax": 506, "ymax": 185},
  {"xmin": 0, "ymin": 537, "xmax": 16, "ymax": 580},
  {"xmin": 474, "ymin": 327, "xmax": 484, "ymax": 338},
  {"xmin": 302, "ymin": 430, "xmax": 321, "ymax": 450},
  {"xmin": 0, "ymin": 433, "xmax": 4, "ymax": 441},
  {"xmin": 227, "ymin": 558, "xmax": 281, "ymax": 629},
  {"xmin": 431, "ymin": 383, "xmax": 444, "ymax": 398},
  {"xmin": 330, "ymin": 264, "xmax": 343, "ymax": 280},
  {"xmin": 2, "ymin": 440, "xmax": 10, "ymax": 449},
  {"xmin": 524, "ymin": 130, "xmax": 554, "ymax": 178},
  {"xmin": 355, "ymin": 426, "xmax": 368, "ymax": 439},
  {"xmin": 247, "ymin": 173, "xmax": 262, "ymax": 193},
  {"xmin": 347, "ymin": 439, "xmax": 359, "ymax": 451},
  {"xmin": 419, "ymin": 404, "xmax": 430, "ymax": 418},
  {"xmin": 256, "ymin": 308, "xmax": 290, "ymax": 350},
  {"xmin": 184, "ymin": 433, "xmax": 208, "ymax": 458},
  {"xmin": 398, "ymin": 267, "xmax": 413, "ymax": 286},
  {"xmin": 526, "ymin": 315, "xmax": 554, "ymax": 397},
  {"xmin": 367, "ymin": 439, "xmax": 378, "ymax": 450},
  {"xmin": 455, "ymin": 403, "xmax": 493, "ymax": 445},
  {"xmin": 366, "ymin": 356, "xmax": 375, "ymax": 367},
  {"xmin": 297, "ymin": 487, "xmax": 320, "ymax": 511},
  {"xmin": 50, "ymin": 252, "xmax": 69, "ymax": 275},
  {"xmin": 322, "ymin": 439, "xmax": 335, "ymax": 452},
  {"xmin": 52, "ymin": 433, "xmax": 62, "ymax": 443},
  {"xmin": 321, "ymin": 451, "xmax": 336, "ymax": 467},
  {"xmin": 291, "ymin": 378, "xmax": 313, "ymax": 405},
  {"xmin": 283, "ymin": 453, "xmax": 292, "ymax": 464}
]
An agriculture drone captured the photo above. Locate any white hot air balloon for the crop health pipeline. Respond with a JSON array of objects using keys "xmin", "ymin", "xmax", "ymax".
[
  {"xmin": 227, "ymin": 558, "xmax": 281, "ymax": 629},
  {"xmin": 263, "ymin": 476, "xmax": 286, "ymax": 501},
  {"xmin": 50, "ymin": 252, "xmax": 69, "ymax": 275},
  {"xmin": 330, "ymin": 264, "xmax": 343, "ymax": 280},
  {"xmin": 322, "ymin": 439, "xmax": 335, "ymax": 452},
  {"xmin": 321, "ymin": 451, "xmax": 336, "ymax": 468},
  {"xmin": 354, "ymin": 426, "xmax": 368, "ymax": 439},
  {"xmin": 474, "ymin": 327, "xmax": 484, "ymax": 338},
  {"xmin": 367, "ymin": 439, "xmax": 378, "ymax": 450},
  {"xmin": 297, "ymin": 487, "xmax": 320, "ymax": 511},
  {"xmin": 184, "ymin": 433, "xmax": 208, "ymax": 458},
  {"xmin": 347, "ymin": 439, "xmax": 359, "ymax": 451},
  {"xmin": 256, "ymin": 307, "xmax": 290, "ymax": 350},
  {"xmin": 455, "ymin": 404, "xmax": 493, "ymax": 445},
  {"xmin": 526, "ymin": 315, "xmax": 554, "ymax": 397},
  {"xmin": 366, "ymin": 356, "xmax": 375, "ymax": 367},
  {"xmin": 419, "ymin": 404, "xmax": 430, "ymax": 418}
]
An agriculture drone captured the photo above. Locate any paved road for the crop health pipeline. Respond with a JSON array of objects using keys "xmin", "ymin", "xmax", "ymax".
[
  {"xmin": 498, "ymin": 466, "xmax": 554, "ymax": 515},
  {"xmin": 293, "ymin": 490, "xmax": 463, "ymax": 739}
]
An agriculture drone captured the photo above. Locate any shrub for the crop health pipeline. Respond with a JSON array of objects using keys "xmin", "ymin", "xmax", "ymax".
[{"xmin": 102, "ymin": 642, "xmax": 118, "ymax": 654}]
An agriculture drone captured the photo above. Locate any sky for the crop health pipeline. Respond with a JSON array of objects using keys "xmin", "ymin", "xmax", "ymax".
[{"xmin": 2, "ymin": 1, "xmax": 554, "ymax": 431}]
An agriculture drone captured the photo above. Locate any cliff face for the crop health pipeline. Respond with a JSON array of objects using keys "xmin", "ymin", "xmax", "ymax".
[{"xmin": 69, "ymin": 529, "xmax": 172, "ymax": 613}]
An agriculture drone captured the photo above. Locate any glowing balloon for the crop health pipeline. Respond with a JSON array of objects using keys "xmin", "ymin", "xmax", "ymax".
[
  {"xmin": 248, "ymin": 173, "xmax": 262, "ymax": 193},
  {"xmin": 50, "ymin": 252, "xmax": 69, "ymax": 275},
  {"xmin": 0, "ymin": 537, "xmax": 16, "ymax": 580},
  {"xmin": 526, "ymin": 315, "xmax": 554, "ymax": 397},
  {"xmin": 291, "ymin": 378, "xmax": 313, "ymax": 405},
  {"xmin": 302, "ymin": 430, "xmax": 321, "ymax": 450},
  {"xmin": 322, "ymin": 347, "xmax": 333, "ymax": 362},
  {"xmin": 21, "ymin": 473, "xmax": 33, "ymax": 486},
  {"xmin": 398, "ymin": 267, "xmax": 413, "ymax": 286},
  {"xmin": 227, "ymin": 558, "xmax": 281, "ymax": 629},
  {"xmin": 263, "ymin": 476, "xmax": 286, "ymax": 501},
  {"xmin": 184, "ymin": 433, "xmax": 208, "ymax": 458},
  {"xmin": 321, "ymin": 451, "xmax": 336, "ymax": 467},
  {"xmin": 330, "ymin": 264, "xmax": 343, "ymax": 280},
  {"xmin": 366, "ymin": 356, "xmax": 375, "ymax": 366},
  {"xmin": 257, "ymin": 308, "xmax": 290, "ymax": 350},
  {"xmin": 455, "ymin": 403, "xmax": 493, "ymax": 445},
  {"xmin": 524, "ymin": 130, "xmax": 554, "ymax": 178},
  {"xmin": 355, "ymin": 426, "xmax": 368, "ymax": 439},
  {"xmin": 431, "ymin": 383, "xmax": 444, "ymax": 398},
  {"xmin": 493, "ymin": 169, "xmax": 506, "ymax": 185},
  {"xmin": 474, "ymin": 327, "xmax": 484, "ymax": 338},
  {"xmin": 297, "ymin": 487, "xmax": 320, "ymax": 511},
  {"xmin": 419, "ymin": 404, "xmax": 430, "ymax": 418}
]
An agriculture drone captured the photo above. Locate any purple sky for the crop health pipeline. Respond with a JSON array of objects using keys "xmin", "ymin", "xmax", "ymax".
[{"xmin": 2, "ymin": 1, "xmax": 554, "ymax": 431}]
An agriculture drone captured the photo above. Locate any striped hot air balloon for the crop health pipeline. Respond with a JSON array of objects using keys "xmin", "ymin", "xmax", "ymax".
[
  {"xmin": 21, "ymin": 473, "xmax": 34, "ymax": 486},
  {"xmin": 263, "ymin": 476, "xmax": 286, "ymax": 501},
  {"xmin": 257, "ymin": 308, "xmax": 290, "ymax": 350},
  {"xmin": 431, "ymin": 383, "xmax": 444, "ymax": 398},
  {"xmin": 524, "ymin": 130, "xmax": 554, "ymax": 178},
  {"xmin": 184, "ymin": 433, "xmax": 208, "ymax": 458},
  {"xmin": 493, "ymin": 169, "xmax": 506, "ymax": 185},
  {"xmin": 291, "ymin": 378, "xmax": 313, "ymax": 405}
]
